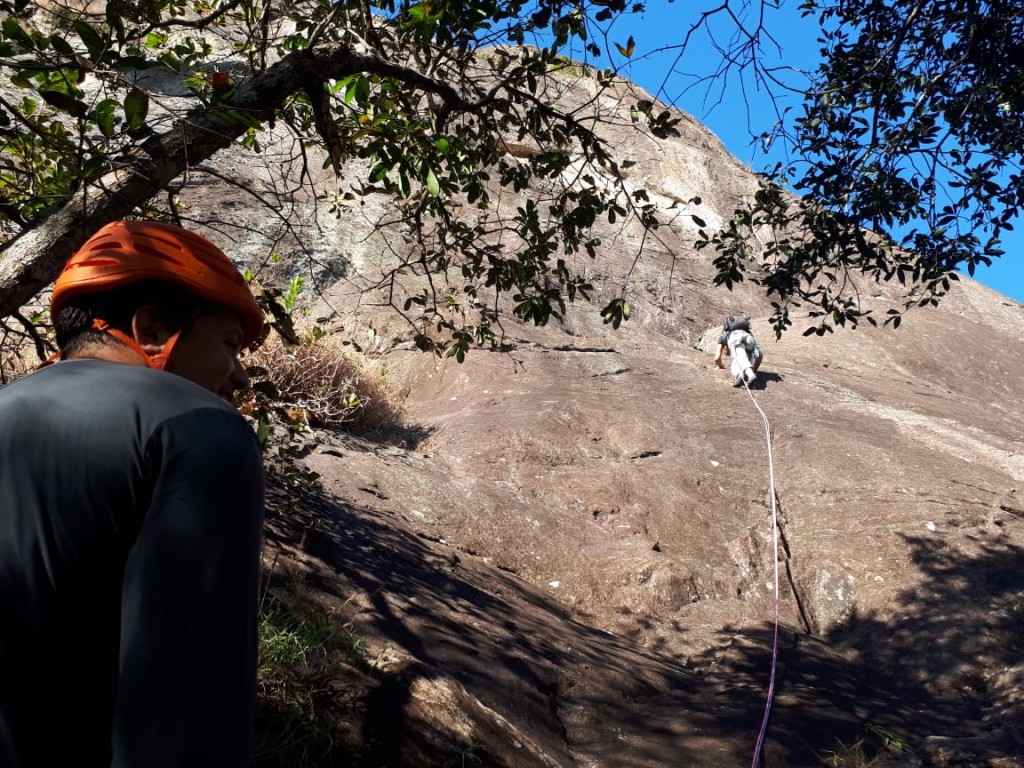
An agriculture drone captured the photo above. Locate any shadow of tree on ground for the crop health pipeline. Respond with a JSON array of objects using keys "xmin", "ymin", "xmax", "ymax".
[
  {"xmin": 263, "ymin": 481, "xmax": 1024, "ymax": 767},
  {"xmin": 685, "ymin": 533, "xmax": 1024, "ymax": 766}
]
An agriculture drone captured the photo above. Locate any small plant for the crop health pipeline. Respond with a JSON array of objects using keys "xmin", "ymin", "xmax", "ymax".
[
  {"xmin": 281, "ymin": 275, "xmax": 306, "ymax": 314},
  {"xmin": 237, "ymin": 304, "xmax": 404, "ymax": 493},
  {"xmin": 258, "ymin": 596, "xmax": 334, "ymax": 679},
  {"xmin": 253, "ymin": 587, "xmax": 364, "ymax": 767},
  {"xmin": 865, "ymin": 724, "xmax": 911, "ymax": 753},
  {"xmin": 821, "ymin": 724, "xmax": 914, "ymax": 767},
  {"xmin": 444, "ymin": 742, "xmax": 487, "ymax": 767}
]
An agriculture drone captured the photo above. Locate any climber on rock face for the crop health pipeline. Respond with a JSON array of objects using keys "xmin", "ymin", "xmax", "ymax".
[{"xmin": 713, "ymin": 314, "xmax": 763, "ymax": 387}]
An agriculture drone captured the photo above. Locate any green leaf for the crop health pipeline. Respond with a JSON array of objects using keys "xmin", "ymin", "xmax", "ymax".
[
  {"xmin": 425, "ymin": 168, "xmax": 440, "ymax": 196},
  {"xmin": 600, "ymin": 298, "xmax": 631, "ymax": 329},
  {"xmin": 2, "ymin": 17, "xmax": 33, "ymax": 47},
  {"xmin": 115, "ymin": 56, "xmax": 154, "ymax": 73},
  {"xmin": 90, "ymin": 98, "xmax": 119, "ymax": 137},
  {"xmin": 50, "ymin": 36, "xmax": 75, "ymax": 56},
  {"xmin": 354, "ymin": 76, "xmax": 371, "ymax": 105},
  {"xmin": 255, "ymin": 411, "xmax": 271, "ymax": 448},
  {"xmin": 72, "ymin": 19, "xmax": 106, "ymax": 62},
  {"xmin": 283, "ymin": 274, "xmax": 305, "ymax": 312},
  {"xmin": 123, "ymin": 87, "xmax": 148, "ymax": 129},
  {"xmin": 39, "ymin": 89, "xmax": 87, "ymax": 118},
  {"xmin": 369, "ymin": 162, "xmax": 390, "ymax": 183}
]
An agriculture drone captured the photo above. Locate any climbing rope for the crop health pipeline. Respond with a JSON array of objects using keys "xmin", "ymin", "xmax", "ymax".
[{"xmin": 742, "ymin": 377, "xmax": 780, "ymax": 768}]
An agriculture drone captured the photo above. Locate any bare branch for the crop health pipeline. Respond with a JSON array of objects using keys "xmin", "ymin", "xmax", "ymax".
[{"xmin": 10, "ymin": 309, "xmax": 55, "ymax": 361}]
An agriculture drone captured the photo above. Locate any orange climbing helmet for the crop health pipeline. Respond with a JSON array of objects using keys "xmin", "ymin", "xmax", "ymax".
[{"xmin": 52, "ymin": 220, "xmax": 264, "ymax": 346}]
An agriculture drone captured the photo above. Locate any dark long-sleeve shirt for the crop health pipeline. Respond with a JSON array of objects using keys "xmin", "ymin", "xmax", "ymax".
[{"xmin": 0, "ymin": 359, "xmax": 265, "ymax": 768}]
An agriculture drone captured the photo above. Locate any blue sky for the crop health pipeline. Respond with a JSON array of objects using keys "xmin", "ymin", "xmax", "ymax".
[{"xmin": 553, "ymin": 2, "xmax": 1023, "ymax": 305}]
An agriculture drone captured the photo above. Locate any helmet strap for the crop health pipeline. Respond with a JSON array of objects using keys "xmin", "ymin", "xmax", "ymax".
[{"xmin": 90, "ymin": 318, "xmax": 186, "ymax": 372}]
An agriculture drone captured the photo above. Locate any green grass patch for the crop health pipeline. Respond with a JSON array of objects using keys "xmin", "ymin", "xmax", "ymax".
[
  {"xmin": 253, "ymin": 591, "xmax": 362, "ymax": 767},
  {"xmin": 258, "ymin": 596, "xmax": 335, "ymax": 679}
]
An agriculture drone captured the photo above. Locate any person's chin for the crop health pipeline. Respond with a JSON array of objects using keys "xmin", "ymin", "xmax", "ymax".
[{"xmin": 215, "ymin": 385, "xmax": 237, "ymax": 404}]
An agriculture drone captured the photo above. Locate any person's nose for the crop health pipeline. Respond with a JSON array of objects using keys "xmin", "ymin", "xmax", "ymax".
[
  {"xmin": 220, "ymin": 357, "xmax": 251, "ymax": 400},
  {"xmin": 229, "ymin": 357, "xmax": 251, "ymax": 391}
]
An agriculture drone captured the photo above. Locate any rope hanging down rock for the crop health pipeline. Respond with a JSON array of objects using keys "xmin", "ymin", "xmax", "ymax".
[{"xmin": 742, "ymin": 378, "xmax": 780, "ymax": 768}]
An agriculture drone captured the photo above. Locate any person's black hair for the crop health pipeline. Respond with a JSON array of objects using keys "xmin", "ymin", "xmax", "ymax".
[{"xmin": 54, "ymin": 281, "xmax": 207, "ymax": 357}]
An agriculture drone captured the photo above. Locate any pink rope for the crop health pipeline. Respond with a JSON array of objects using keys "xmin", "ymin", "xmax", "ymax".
[{"xmin": 743, "ymin": 378, "xmax": 780, "ymax": 768}]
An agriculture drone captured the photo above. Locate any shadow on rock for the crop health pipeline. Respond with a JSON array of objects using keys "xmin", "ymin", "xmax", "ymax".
[
  {"xmin": 751, "ymin": 371, "xmax": 783, "ymax": 390},
  {"xmin": 266, "ymin": 486, "xmax": 777, "ymax": 767},
  {"xmin": 682, "ymin": 533, "xmax": 1024, "ymax": 766},
  {"xmin": 264, "ymin": 484, "xmax": 1024, "ymax": 767}
]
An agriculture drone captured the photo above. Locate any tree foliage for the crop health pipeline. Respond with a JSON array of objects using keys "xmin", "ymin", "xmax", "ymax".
[
  {"xmin": 0, "ymin": 0, "xmax": 1021, "ymax": 358},
  {"xmin": 0, "ymin": 0, "xmax": 667, "ymax": 359},
  {"xmin": 708, "ymin": 0, "xmax": 1024, "ymax": 334}
]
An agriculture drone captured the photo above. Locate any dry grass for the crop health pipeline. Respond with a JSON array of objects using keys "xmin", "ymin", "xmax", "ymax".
[
  {"xmin": 244, "ymin": 334, "xmax": 403, "ymax": 436},
  {"xmin": 822, "ymin": 740, "xmax": 875, "ymax": 767},
  {"xmin": 0, "ymin": 347, "xmax": 36, "ymax": 384}
]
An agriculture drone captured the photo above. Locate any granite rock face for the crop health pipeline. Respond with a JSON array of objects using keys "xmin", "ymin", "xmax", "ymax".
[
  {"xmin": 290, "ymin": 276, "xmax": 1023, "ymax": 765},
  {"xmin": 165, "ymin": 61, "xmax": 1022, "ymax": 766}
]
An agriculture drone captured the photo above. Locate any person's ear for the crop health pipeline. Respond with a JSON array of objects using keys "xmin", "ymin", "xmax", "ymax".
[{"xmin": 131, "ymin": 305, "xmax": 175, "ymax": 353}]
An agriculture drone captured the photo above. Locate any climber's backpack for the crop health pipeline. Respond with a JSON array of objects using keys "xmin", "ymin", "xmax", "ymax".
[{"xmin": 723, "ymin": 314, "xmax": 751, "ymax": 333}]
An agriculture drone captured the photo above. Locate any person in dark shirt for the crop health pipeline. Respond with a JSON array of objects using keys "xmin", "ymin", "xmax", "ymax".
[{"xmin": 0, "ymin": 220, "xmax": 266, "ymax": 767}]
